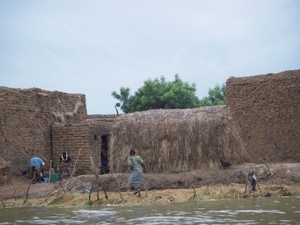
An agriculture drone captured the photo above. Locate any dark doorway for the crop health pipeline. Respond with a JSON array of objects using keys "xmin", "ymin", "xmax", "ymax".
[{"xmin": 100, "ymin": 135, "xmax": 109, "ymax": 174}]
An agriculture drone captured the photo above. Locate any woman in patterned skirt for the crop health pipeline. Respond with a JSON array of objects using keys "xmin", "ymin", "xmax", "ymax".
[{"xmin": 127, "ymin": 149, "xmax": 146, "ymax": 197}]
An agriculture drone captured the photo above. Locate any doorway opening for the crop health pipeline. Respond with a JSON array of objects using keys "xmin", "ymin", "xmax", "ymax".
[{"xmin": 100, "ymin": 135, "xmax": 109, "ymax": 174}]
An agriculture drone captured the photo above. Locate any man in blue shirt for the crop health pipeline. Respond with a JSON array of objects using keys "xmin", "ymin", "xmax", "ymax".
[{"xmin": 30, "ymin": 157, "xmax": 45, "ymax": 183}]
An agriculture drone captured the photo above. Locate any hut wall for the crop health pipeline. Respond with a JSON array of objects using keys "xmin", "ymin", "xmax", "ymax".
[
  {"xmin": 109, "ymin": 106, "xmax": 248, "ymax": 173},
  {"xmin": 51, "ymin": 121, "xmax": 111, "ymax": 175},
  {"xmin": 226, "ymin": 70, "xmax": 300, "ymax": 163},
  {"xmin": 0, "ymin": 86, "xmax": 87, "ymax": 174}
]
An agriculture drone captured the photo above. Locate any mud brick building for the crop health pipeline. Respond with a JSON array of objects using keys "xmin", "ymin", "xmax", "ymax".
[
  {"xmin": 0, "ymin": 87, "xmax": 116, "ymax": 175},
  {"xmin": 51, "ymin": 116, "xmax": 114, "ymax": 175},
  {"xmin": 226, "ymin": 70, "xmax": 300, "ymax": 163},
  {"xmin": 0, "ymin": 69, "xmax": 299, "ymax": 176}
]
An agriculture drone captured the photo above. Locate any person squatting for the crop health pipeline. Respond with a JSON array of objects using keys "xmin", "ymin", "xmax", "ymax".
[{"xmin": 29, "ymin": 157, "xmax": 45, "ymax": 183}]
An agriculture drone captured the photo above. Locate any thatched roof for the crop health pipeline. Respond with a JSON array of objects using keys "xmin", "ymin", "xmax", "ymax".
[{"xmin": 109, "ymin": 106, "xmax": 248, "ymax": 173}]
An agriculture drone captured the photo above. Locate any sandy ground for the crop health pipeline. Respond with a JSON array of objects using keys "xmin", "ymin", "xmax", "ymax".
[{"xmin": 1, "ymin": 163, "xmax": 300, "ymax": 207}]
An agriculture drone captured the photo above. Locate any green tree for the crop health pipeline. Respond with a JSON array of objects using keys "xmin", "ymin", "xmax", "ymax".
[
  {"xmin": 111, "ymin": 87, "xmax": 131, "ymax": 113},
  {"xmin": 112, "ymin": 74, "xmax": 201, "ymax": 113},
  {"xmin": 199, "ymin": 83, "xmax": 226, "ymax": 106}
]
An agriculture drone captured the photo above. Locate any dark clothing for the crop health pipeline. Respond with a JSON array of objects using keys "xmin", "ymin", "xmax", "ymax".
[
  {"xmin": 101, "ymin": 145, "xmax": 108, "ymax": 167},
  {"xmin": 60, "ymin": 152, "xmax": 72, "ymax": 164},
  {"xmin": 60, "ymin": 152, "xmax": 72, "ymax": 176}
]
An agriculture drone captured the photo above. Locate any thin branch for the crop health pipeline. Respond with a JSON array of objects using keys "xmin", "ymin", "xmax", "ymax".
[
  {"xmin": 244, "ymin": 166, "xmax": 251, "ymax": 194},
  {"xmin": 114, "ymin": 106, "xmax": 119, "ymax": 116},
  {"xmin": 65, "ymin": 148, "xmax": 82, "ymax": 192},
  {"xmin": 192, "ymin": 184, "xmax": 196, "ymax": 199},
  {"xmin": 144, "ymin": 183, "xmax": 148, "ymax": 198},
  {"xmin": 23, "ymin": 177, "xmax": 34, "ymax": 204},
  {"xmin": 90, "ymin": 156, "xmax": 108, "ymax": 199},
  {"xmin": 259, "ymin": 158, "xmax": 284, "ymax": 191},
  {"xmin": 0, "ymin": 199, "xmax": 5, "ymax": 207},
  {"xmin": 9, "ymin": 180, "xmax": 17, "ymax": 200},
  {"xmin": 89, "ymin": 185, "xmax": 93, "ymax": 201}
]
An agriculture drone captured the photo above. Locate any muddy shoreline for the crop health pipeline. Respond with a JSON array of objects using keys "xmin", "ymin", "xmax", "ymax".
[{"xmin": 1, "ymin": 163, "xmax": 300, "ymax": 207}]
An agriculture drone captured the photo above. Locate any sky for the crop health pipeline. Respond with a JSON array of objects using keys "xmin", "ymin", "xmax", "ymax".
[{"xmin": 0, "ymin": 0, "xmax": 299, "ymax": 114}]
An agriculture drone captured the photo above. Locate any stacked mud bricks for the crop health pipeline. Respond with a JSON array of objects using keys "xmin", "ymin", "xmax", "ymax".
[
  {"xmin": 226, "ymin": 70, "xmax": 300, "ymax": 163},
  {"xmin": 0, "ymin": 87, "xmax": 87, "ymax": 174}
]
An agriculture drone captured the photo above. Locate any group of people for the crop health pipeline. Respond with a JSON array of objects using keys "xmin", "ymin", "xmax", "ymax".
[
  {"xmin": 29, "ymin": 151, "xmax": 72, "ymax": 183},
  {"xmin": 29, "ymin": 146, "xmax": 146, "ymax": 198}
]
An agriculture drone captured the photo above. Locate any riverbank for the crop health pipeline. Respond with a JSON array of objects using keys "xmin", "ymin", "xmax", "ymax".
[
  {"xmin": 2, "ymin": 183, "xmax": 300, "ymax": 208},
  {"xmin": 1, "ymin": 163, "xmax": 300, "ymax": 207}
]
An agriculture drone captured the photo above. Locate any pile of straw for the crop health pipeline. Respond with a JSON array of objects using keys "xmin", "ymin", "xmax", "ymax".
[{"xmin": 109, "ymin": 106, "xmax": 248, "ymax": 173}]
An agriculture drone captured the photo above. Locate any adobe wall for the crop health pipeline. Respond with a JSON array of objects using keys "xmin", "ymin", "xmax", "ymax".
[
  {"xmin": 226, "ymin": 70, "xmax": 300, "ymax": 163},
  {"xmin": 0, "ymin": 87, "xmax": 87, "ymax": 174},
  {"xmin": 51, "ymin": 120, "xmax": 111, "ymax": 175}
]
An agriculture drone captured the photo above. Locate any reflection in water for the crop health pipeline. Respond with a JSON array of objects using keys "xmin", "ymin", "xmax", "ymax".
[{"xmin": 0, "ymin": 196, "xmax": 299, "ymax": 224}]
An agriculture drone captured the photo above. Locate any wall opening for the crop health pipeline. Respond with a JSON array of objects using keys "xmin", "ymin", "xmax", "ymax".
[{"xmin": 100, "ymin": 135, "xmax": 110, "ymax": 174}]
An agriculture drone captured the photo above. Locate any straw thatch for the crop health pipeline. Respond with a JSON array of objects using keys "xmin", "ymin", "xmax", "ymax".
[{"xmin": 109, "ymin": 106, "xmax": 249, "ymax": 173}]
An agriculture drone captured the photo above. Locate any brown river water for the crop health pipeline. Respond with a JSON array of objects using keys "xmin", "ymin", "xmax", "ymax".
[{"xmin": 0, "ymin": 196, "xmax": 300, "ymax": 224}]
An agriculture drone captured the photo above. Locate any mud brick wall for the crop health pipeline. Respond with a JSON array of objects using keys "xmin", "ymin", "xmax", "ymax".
[
  {"xmin": 226, "ymin": 70, "xmax": 300, "ymax": 163},
  {"xmin": 52, "ymin": 121, "xmax": 111, "ymax": 175},
  {"xmin": 0, "ymin": 87, "xmax": 87, "ymax": 174}
]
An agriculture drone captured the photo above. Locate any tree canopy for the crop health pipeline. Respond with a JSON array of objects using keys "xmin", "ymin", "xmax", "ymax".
[
  {"xmin": 112, "ymin": 75, "xmax": 226, "ymax": 113},
  {"xmin": 112, "ymin": 74, "xmax": 200, "ymax": 113},
  {"xmin": 199, "ymin": 83, "xmax": 226, "ymax": 106}
]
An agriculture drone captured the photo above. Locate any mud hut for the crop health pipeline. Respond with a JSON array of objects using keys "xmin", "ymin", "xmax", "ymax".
[{"xmin": 109, "ymin": 106, "xmax": 249, "ymax": 173}]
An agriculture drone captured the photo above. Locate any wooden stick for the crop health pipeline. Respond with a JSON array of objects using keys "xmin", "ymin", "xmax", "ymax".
[
  {"xmin": 118, "ymin": 189, "xmax": 123, "ymax": 200},
  {"xmin": 90, "ymin": 156, "xmax": 100, "ymax": 200},
  {"xmin": 256, "ymin": 177, "xmax": 262, "ymax": 193},
  {"xmin": 65, "ymin": 148, "xmax": 82, "ymax": 192},
  {"xmin": 23, "ymin": 177, "xmax": 34, "ymax": 204},
  {"xmin": 49, "ymin": 160, "xmax": 52, "ymax": 183},
  {"xmin": 144, "ymin": 183, "xmax": 148, "ymax": 198},
  {"xmin": 7, "ymin": 180, "xmax": 17, "ymax": 200},
  {"xmin": 244, "ymin": 166, "xmax": 250, "ymax": 194},
  {"xmin": 192, "ymin": 184, "xmax": 196, "ymax": 199},
  {"xmin": 90, "ymin": 156, "xmax": 108, "ymax": 199},
  {"xmin": 0, "ymin": 199, "xmax": 5, "ymax": 207},
  {"xmin": 259, "ymin": 158, "xmax": 284, "ymax": 190},
  {"xmin": 89, "ymin": 185, "xmax": 93, "ymax": 201}
]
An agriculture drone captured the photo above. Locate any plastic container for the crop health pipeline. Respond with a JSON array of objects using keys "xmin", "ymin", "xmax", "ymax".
[
  {"xmin": 50, "ymin": 173, "xmax": 58, "ymax": 182},
  {"xmin": 44, "ymin": 177, "xmax": 48, "ymax": 183}
]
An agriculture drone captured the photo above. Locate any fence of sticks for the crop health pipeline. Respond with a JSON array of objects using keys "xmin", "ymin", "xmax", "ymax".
[{"xmin": 109, "ymin": 105, "xmax": 250, "ymax": 173}]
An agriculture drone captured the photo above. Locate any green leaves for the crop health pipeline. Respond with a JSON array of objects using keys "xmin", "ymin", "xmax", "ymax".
[
  {"xmin": 199, "ymin": 83, "xmax": 226, "ymax": 106},
  {"xmin": 112, "ymin": 75, "xmax": 226, "ymax": 113}
]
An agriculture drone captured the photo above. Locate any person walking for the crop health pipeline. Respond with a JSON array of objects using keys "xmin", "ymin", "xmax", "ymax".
[{"xmin": 127, "ymin": 149, "xmax": 146, "ymax": 197}]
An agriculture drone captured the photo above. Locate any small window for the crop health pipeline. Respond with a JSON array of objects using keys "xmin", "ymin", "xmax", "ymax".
[{"xmin": 94, "ymin": 134, "xmax": 97, "ymax": 141}]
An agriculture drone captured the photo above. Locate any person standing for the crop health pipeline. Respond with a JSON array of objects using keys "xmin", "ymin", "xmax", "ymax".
[
  {"xmin": 29, "ymin": 157, "xmax": 45, "ymax": 183},
  {"xmin": 127, "ymin": 149, "xmax": 146, "ymax": 197},
  {"xmin": 59, "ymin": 151, "xmax": 72, "ymax": 176}
]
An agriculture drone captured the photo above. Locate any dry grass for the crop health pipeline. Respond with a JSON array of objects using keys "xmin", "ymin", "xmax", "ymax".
[
  {"xmin": 3, "ymin": 184, "xmax": 300, "ymax": 208},
  {"xmin": 110, "ymin": 106, "xmax": 249, "ymax": 174}
]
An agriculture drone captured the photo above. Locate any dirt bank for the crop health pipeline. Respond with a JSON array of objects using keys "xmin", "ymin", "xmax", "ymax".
[{"xmin": 1, "ymin": 163, "xmax": 300, "ymax": 207}]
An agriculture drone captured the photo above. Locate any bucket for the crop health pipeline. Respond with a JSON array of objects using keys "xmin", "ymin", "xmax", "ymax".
[
  {"xmin": 50, "ymin": 173, "xmax": 58, "ymax": 182},
  {"xmin": 44, "ymin": 177, "xmax": 48, "ymax": 183}
]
